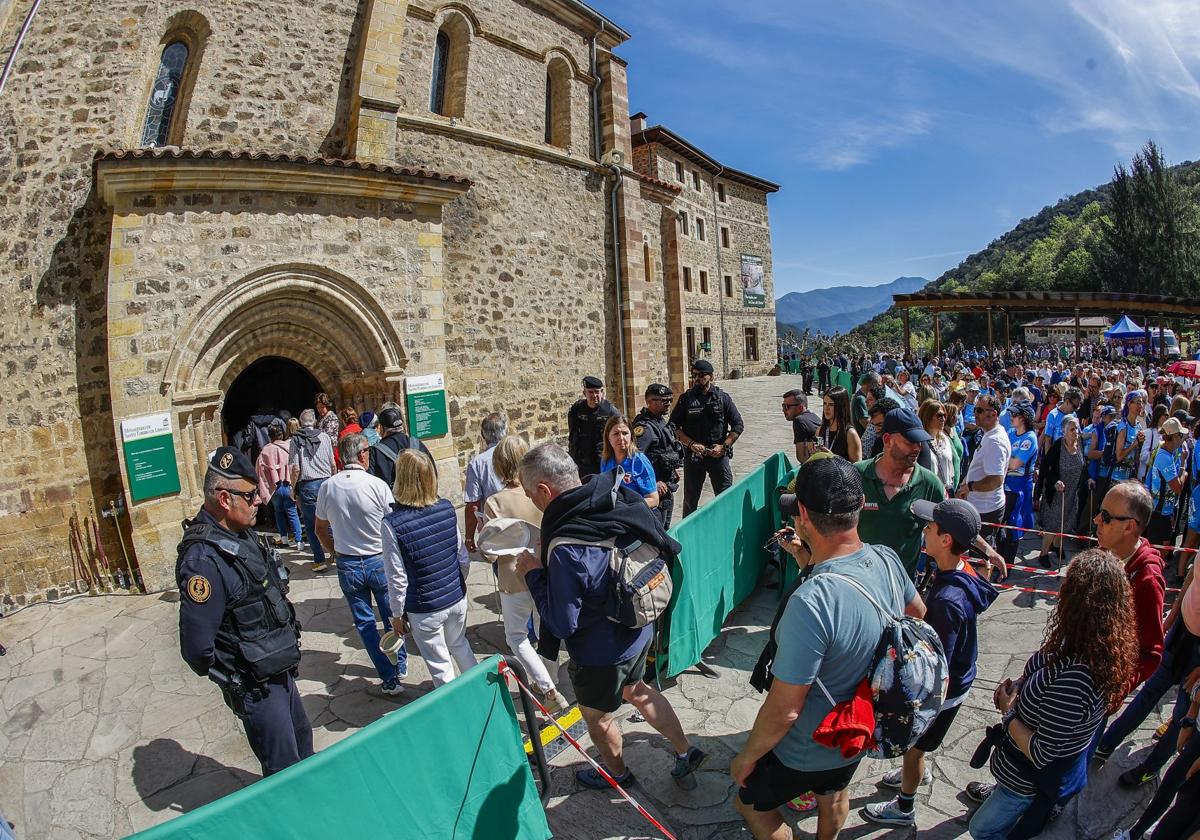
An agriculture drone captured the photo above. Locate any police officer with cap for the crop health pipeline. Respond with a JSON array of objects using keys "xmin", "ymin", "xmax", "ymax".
[
  {"xmin": 633, "ymin": 383, "xmax": 685, "ymax": 528},
  {"xmin": 670, "ymin": 359, "xmax": 745, "ymax": 517},
  {"xmin": 176, "ymin": 446, "xmax": 313, "ymax": 776},
  {"xmin": 567, "ymin": 375, "xmax": 619, "ymax": 480}
]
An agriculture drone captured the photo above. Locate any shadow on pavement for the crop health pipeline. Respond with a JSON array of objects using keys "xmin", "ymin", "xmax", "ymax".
[{"xmin": 132, "ymin": 738, "xmax": 258, "ymax": 815}]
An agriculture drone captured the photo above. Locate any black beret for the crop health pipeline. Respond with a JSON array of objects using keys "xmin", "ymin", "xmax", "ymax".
[
  {"xmin": 646, "ymin": 383, "xmax": 673, "ymax": 398},
  {"xmin": 582, "ymin": 376, "xmax": 604, "ymax": 389},
  {"xmin": 208, "ymin": 446, "xmax": 257, "ymax": 483},
  {"xmin": 691, "ymin": 359, "xmax": 714, "ymax": 375}
]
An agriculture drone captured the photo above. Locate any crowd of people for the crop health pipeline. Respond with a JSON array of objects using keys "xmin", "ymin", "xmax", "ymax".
[{"xmin": 173, "ymin": 354, "xmax": 1200, "ymax": 840}]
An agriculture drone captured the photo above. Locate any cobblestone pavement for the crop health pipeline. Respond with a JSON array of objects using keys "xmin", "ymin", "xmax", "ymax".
[{"xmin": 0, "ymin": 375, "xmax": 1171, "ymax": 838}]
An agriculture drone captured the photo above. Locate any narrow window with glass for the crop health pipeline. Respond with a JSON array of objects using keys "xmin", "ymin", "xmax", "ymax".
[
  {"xmin": 430, "ymin": 31, "xmax": 450, "ymax": 114},
  {"xmin": 140, "ymin": 41, "xmax": 189, "ymax": 147}
]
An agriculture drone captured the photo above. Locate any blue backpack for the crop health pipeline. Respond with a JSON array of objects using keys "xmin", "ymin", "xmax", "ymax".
[{"xmin": 817, "ymin": 566, "xmax": 949, "ymax": 758}]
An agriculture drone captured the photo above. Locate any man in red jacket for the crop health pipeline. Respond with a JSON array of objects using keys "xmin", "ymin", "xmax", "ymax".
[{"xmin": 1094, "ymin": 480, "xmax": 1165, "ymax": 686}]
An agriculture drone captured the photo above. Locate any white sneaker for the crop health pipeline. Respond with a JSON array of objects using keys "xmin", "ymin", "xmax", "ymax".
[
  {"xmin": 880, "ymin": 766, "xmax": 933, "ymax": 789},
  {"xmin": 542, "ymin": 689, "xmax": 570, "ymax": 716}
]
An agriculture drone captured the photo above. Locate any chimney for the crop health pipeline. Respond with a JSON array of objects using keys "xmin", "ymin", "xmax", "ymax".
[{"xmin": 630, "ymin": 111, "xmax": 647, "ymax": 134}]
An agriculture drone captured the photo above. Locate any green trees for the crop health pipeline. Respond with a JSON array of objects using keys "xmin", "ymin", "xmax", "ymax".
[{"xmin": 1100, "ymin": 141, "xmax": 1200, "ymax": 296}]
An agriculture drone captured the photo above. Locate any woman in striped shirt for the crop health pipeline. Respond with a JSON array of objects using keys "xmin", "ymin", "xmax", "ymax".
[{"xmin": 967, "ymin": 549, "xmax": 1138, "ymax": 840}]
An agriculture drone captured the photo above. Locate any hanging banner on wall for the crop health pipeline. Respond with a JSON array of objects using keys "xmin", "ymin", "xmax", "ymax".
[
  {"xmin": 405, "ymin": 373, "xmax": 449, "ymax": 439},
  {"xmin": 121, "ymin": 412, "xmax": 182, "ymax": 502},
  {"xmin": 740, "ymin": 253, "xmax": 765, "ymax": 308}
]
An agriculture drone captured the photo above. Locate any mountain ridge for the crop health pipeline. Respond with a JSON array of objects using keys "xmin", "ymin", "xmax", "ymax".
[{"xmin": 776, "ymin": 276, "xmax": 927, "ymax": 335}]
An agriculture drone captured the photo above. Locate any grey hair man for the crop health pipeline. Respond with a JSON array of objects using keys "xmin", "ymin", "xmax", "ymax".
[
  {"xmin": 289, "ymin": 408, "xmax": 336, "ymax": 572},
  {"xmin": 515, "ymin": 443, "xmax": 706, "ymax": 791},
  {"xmin": 314, "ymin": 432, "xmax": 407, "ymax": 695},
  {"xmin": 463, "ymin": 412, "xmax": 509, "ymax": 552}
]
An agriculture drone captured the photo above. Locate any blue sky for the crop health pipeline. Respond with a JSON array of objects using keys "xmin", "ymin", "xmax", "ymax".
[{"xmin": 595, "ymin": 0, "xmax": 1200, "ymax": 296}]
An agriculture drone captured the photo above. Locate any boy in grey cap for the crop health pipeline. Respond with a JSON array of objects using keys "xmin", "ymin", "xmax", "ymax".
[{"xmin": 863, "ymin": 498, "xmax": 998, "ymax": 826}]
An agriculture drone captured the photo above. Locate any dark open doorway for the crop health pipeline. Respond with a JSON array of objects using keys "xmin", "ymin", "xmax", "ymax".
[{"xmin": 222, "ymin": 357, "xmax": 321, "ymax": 442}]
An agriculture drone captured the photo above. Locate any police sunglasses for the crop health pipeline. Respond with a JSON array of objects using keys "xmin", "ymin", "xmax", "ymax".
[{"xmin": 221, "ymin": 487, "xmax": 259, "ymax": 504}]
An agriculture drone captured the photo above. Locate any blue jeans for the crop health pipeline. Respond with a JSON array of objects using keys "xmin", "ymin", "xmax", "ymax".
[
  {"xmin": 270, "ymin": 484, "xmax": 303, "ymax": 544},
  {"xmin": 296, "ymin": 479, "xmax": 327, "ymax": 566},
  {"xmin": 968, "ymin": 783, "xmax": 1036, "ymax": 840},
  {"xmin": 335, "ymin": 554, "xmax": 404, "ymax": 681}
]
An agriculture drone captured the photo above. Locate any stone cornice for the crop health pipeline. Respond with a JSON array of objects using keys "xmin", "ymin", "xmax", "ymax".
[
  {"xmin": 94, "ymin": 148, "xmax": 472, "ymax": 208},
  {"xmin": 395, "ymin": 112, "xmax": 603, "ymax": 172}
]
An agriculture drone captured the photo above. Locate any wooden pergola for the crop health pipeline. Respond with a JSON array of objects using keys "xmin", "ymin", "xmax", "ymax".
[{"xmin": 891, "ymin": 291, "xmax": 1200, "ymax": 359}]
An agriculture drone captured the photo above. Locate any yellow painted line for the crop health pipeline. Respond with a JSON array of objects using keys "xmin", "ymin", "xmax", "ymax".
[{"xmin": 524, "ymin": 705, "xmax": 582, "ymax": 754}]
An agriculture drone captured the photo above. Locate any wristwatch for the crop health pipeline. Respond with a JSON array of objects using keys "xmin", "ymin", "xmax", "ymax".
[{"xmin": 1181, "ymin": 715, "xmax": 1197, "ymax": 730}]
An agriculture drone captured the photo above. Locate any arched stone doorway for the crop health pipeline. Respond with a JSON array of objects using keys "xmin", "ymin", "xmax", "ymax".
[{"xmin": 221, "ymin": 356, "xmax": 322, "ymax": 442}]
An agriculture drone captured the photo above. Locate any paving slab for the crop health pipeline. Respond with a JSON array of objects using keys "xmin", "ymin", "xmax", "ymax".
[{"xmin": 0, "ymin": 375, "xmax": 1176, "ymax": 839}]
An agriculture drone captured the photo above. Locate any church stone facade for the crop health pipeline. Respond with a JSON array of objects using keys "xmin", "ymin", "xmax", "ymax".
[{"xmin": 0, "ymin": 0, "xmax": 778, "ymax": 604}]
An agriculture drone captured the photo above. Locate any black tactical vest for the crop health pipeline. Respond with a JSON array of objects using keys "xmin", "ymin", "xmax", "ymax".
[{"xmin": 178, "ymin": 523, "xmax": 301, "ymax": 683}]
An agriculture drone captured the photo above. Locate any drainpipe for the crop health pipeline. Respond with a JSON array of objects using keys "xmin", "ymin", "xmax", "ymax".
[
  {"xmin": 712, "ymin": 165, "xmax": 729, "ymax": 375},
  {"xmin": 607, "ymin": 162, "xmax": 629, "ymax": 413},
  {"xmin": 0, "ymin": 0, "xmax": 45, "ymax": 97},
  {"xmin": 589, "ymin": 26, "xmax": 604, "ymax": 162}
]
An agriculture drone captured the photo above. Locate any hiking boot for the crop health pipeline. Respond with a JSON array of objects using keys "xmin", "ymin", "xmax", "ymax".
[
  {"xmin": 1118, "ymin": 765, "xmax": 1156, "ymax": 788},
  {"xmin": 862, "ymin": 797, "xmax": 916, "ymax": 827},
  {"xmin": 671, "ymin": 747, "xmax": 709, "ymax": 790},
  {"xmin": 880, "ymin": 766, "xmax": 933, "ymax": 789},
  {"xmin": 576, "ymin": 765, "xmax": 634, "ymax": 790},
  {"xmin": 312, "ymin": 561, "xmax": 329, "ymax": 573},
  {"xmin": 380, "ymin": 678, "xmax": 404, "ymax": 696},
  {"xmin": 965, "ymin": 781, "xmax": 994, "ymax": 803}
]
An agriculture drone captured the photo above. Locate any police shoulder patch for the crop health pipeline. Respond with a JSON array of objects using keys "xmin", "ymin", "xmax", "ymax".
[
  {"xmin": 186, "ymin": 575, "xmax": 211, "ymax": 603},
  {"xmin": 633, "ymin": 425, "xmax": 645, "ymax": 437}
]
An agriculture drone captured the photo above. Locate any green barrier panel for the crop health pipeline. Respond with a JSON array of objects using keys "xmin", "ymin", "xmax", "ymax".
[
  {"xmin": 831, "ymin": 367, "xmax": 852, "ymax": 391},
  {"xmin": 131, "ymin": 655, "xmax": 550, "ymax": 840},
  {"xmin": 664, "ymin": 452, "xmax": 794, "ymax": 678}
]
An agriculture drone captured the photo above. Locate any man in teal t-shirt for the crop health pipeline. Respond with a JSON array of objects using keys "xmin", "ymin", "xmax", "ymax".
[{"xmin": 1144, "ymin": 417, "xmax": 1188, "ymax": 545}]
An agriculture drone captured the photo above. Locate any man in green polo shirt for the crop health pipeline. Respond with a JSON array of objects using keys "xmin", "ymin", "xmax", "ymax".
[{"xmin": 856, "ymin": 408, "xmax": 944, "ymax": 579}]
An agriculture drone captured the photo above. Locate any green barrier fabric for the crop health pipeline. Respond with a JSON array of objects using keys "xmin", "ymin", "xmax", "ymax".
[
  {"xmin": 831, "ymin": 367, "xmax": 852, "ymax": 392},
  {"xmin": 664, "ymin": 452, "xmax": 794, "ymax": 677},
  {"xmin": 131, "ymin": 655, "xmax": 550, "ymax": 840}
]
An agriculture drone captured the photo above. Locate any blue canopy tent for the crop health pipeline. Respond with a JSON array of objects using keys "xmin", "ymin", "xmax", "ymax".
[{"xmin": 1104, "ymin": 315, "xmax": 1144, "ymax": 340}]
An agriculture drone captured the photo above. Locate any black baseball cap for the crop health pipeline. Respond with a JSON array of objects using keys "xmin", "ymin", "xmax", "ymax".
[
  {"xmin": 208, "ymin": 446, "xmax": 256, "ymax": 482},
  {"xmin": 911, "ymin": 498, "xmax": 981, "ymax": 549},
  {"xmin": 645, "ymin": 383, "xmax": 673, "ymax": 398},
  {"xmin": 780, "ymin": 455, "xmax": 864, "ymax": 516},
  {"xmin": 378, "ymin": 407, "xmax": 405, "ymax": 431},
  {"xmin": 882, "ymin": 408, "xmax": 933, "ymax": 443},
  {"xmin": 691, "ymin": 359, "xmax": 714, "ymax": 375},
  {"xmin": 582, "ymin": 375, "xmax": 604, "ymax": 389}
]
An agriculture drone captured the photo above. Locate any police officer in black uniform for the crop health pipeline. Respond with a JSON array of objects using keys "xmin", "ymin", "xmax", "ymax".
[
  {"xmin": 669, "ymin": 359, "xmax": 746, "ymax": 518},
  {"xmin": 567, "ymin": 375, "xmax": 619, "ymax": 480},
  {"xmin": 633, "ymin": 383, "xmax": 684, "ymax": 528},
  {"xmin": 176, "ymin": 446, "xmax": 313, "ymax": 777}
]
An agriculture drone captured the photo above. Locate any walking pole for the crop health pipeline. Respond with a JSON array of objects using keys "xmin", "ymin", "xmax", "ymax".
[{"xmin": 1059, "ymin": 490, "xmax": 1066, "ymax": 566}]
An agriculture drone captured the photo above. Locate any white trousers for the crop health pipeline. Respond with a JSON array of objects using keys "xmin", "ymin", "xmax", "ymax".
[
  {"xmin": 499, "ymin": 590, "xmax": 557, "ymax": 694},
  {"xmin": 409, "ymin": 598, "xmax": 477, "ymax": 687}
]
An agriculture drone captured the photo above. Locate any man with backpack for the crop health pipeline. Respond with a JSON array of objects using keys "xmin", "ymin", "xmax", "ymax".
[
  {"xmin": 863, "ymin": 498, "xmax": 997, "ymax": 827},
  {"xmin": 731, "ymin": 456, "xmax": 928, "ymax": 840},
  {"xmin": 514, "ymin": 443, "xmax": 707, "ymax": 791},
  {"xmin": 366, "ymin": 406, "xmax": 436, "ymax": 492}
]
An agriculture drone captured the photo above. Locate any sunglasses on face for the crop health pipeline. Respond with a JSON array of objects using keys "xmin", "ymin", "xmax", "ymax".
[
  {"xmin": 222, "ymin": 488, "xmax": 258, "ymax": 504},
  {"xmin": 1097, "ymin": 508, "xmax": 1136, "ymax": 524},
  {"xmin": 781, "ymin": 402, "xmax": 800, "ymax": 409}
]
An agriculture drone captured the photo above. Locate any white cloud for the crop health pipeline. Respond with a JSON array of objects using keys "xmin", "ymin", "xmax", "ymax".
[{"xmin": 804, "ymin": 109, "xmax": 931, "ymax": 171}]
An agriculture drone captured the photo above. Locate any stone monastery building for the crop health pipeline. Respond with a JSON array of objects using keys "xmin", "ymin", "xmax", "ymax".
[{"xmin": 0, "ymin": 0, "xmax": 779, "ymax": 603}]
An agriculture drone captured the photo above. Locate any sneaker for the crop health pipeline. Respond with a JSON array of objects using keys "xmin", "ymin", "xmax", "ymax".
[
  {"xmin": 576, "ymin": 765, "xmax": 634, "ymax": 790},
  {"xmin": 312, "ymin": 561, "xmax": 329, "ymax": 573},
  {"xmin": 784, "ymin": 791, "xmax": 816, "ymax": 812},
  {"xmin": 1111, "ymin": 831, "xmax": 1131, "ymax": 840},
  {"xmin": 965, "ymin": 781, "xmax": 994, "ymax": 803},
  {"xmin": 395, "ymin": 661, "xmax": 408, "ymax": 679},
  {"xmin": 1038, "ymin": 553, "xmax": 1053, "ymax": 568},
  {"xmin": 1093, "ymin": 744, "xmax": 1114, "ymax": 763},
  {"xmin": 1118, "ymin": 765, "xmax": 1156, "ymax": 788},
  {"xmin": 862, "ymin": 797, "xmax": 916, "ymax": 827},
  {"xmin": 671, "ymin": 747, "xmax": 708, "ymax": 790},
  {"xmin": 880, "ymin": 766, "xmax": 933, "ymax": 789},
  {"xmin": 1047, "ymin": 803, "xmax": 1065, "ymax": 823},
  {"xmin": 627, "ymin": 709, "xmax": 646, "ymax": 723},
  {"xmin": 381, "ymin": 678, "xmax": 403, "ymax": 696},
  {"xmin": 542, "ymin": 689, "xmax": 570, "ymax": 716}
]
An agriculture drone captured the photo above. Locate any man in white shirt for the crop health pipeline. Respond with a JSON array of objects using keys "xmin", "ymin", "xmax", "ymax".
[
  {"xmin": 463, "ymin": 412, "xmax": 507, "ymax": 553},
  {"xmin": 314, "ymin": 432, "xmax": 406, "ymax": 695},
  {"xmin": 957, "ymin": 393, "xmax": 1012, "ymax": 544}
]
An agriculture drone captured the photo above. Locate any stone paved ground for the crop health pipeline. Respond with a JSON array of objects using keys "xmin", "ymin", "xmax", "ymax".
[{"xmin": 0, "ymin": 374, "xmax": 1172, "ymax": 839}]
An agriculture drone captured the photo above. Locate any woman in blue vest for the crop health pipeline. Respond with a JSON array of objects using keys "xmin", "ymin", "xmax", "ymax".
[
  {"xmin": 1000, "ymin": 402, "xmax": 1038, "ymax": 566},
  {"xmin": 382, "ymin": 449, "xmax": 477, "ymax": 688},
  {"xmin": 599, "ymin": 414, "xmax": 660, "ymax": 507}
]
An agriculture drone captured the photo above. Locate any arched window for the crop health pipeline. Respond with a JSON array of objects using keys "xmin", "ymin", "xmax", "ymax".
[
  {"xmin": 140, "ymin": 41, "xmax": 189, "ymax": 147},
  {"xmin": 430, "ymin": 31, "xmax": 450, "ymax": 115},
  {"xmin": 429, "ymin": 15, "xmax": 470, "ymax": 119},
  {"xmin": 544, "ymin": 57, "xmax": 571, "ymax": 149}
]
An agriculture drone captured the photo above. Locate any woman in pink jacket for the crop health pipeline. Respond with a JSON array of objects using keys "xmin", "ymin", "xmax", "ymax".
[{"xmin": 256, "ymin": 423, "xmax": 302, "ymax": 546}]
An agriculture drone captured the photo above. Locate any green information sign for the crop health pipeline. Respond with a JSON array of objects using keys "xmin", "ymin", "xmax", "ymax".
[
  {"xmin": 405, "ymin": 373, "xmax": 448, "ymax": 439},
  {"xmin": 121, "ymin": 412, "xmax": 182, "ymax": 502}
]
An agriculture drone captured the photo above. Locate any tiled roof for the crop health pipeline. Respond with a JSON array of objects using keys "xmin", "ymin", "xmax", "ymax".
[{"xmin": 94, "ymin": 147, "xmax": 473, "ymax": 186}]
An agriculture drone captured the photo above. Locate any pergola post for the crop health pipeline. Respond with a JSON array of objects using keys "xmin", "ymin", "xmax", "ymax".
[
  {"xmin": 934, "ymin": 312, "xmax": 941, "ymax": 356},
  {"xmin": 902, "ymin": 307, "xmax": 910, "ymax": 355},
  {"xmin": 1145, "ymin": 321, "xmax": 1153, "ymax": 364},
  {"xmin": 1074, "ymin": 308, "xmax": 1081, "ymax": 361},
  {"xmin": 986, "ymin": 306, "xmax": 994, "ymax": 352},
  {"xmin": 1004, "ymin": 310, "xmax": 1011, "ymax": 355}
]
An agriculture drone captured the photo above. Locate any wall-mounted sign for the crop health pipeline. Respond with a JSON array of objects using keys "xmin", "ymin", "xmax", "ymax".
[
  {"xmin": 740, "ymin": 253, "xmax": 765, "ymax": 308},
  {"xmin": 120, "ymin": 412, "xmax": 181, "ymax": 502},
  {"xmin": 405, "ymin": 373, "xmax": 449, "ymax": 439}
]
